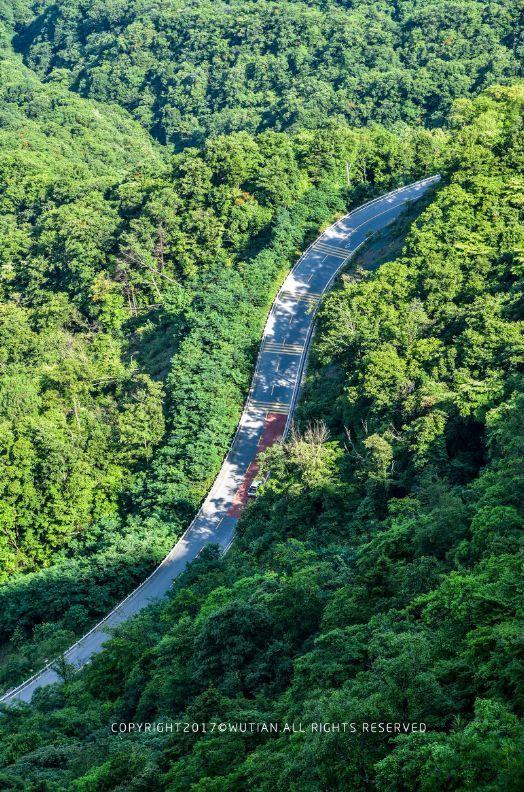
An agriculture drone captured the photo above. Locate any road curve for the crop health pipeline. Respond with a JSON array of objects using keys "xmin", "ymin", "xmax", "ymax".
[{"xmin": 0, "ymin": 175, "xmax": 440, "ymax": 705}]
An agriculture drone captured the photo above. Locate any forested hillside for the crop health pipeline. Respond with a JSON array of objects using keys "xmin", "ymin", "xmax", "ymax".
[
  {"xmin": 0, "ymin": 29, "xmax": 447, "ymax": 691},
  {"xmin": 0, "ymin": 84, "xmax": 522, "ymax": 791},
  {"xmin": 0, "ymin": 51, "xmax": 167, "ymax": 578},
  {"xmin": 0, "ymin": 0, "xmax": 523, "ymax": 787},
  {"xmin": 7, "ymin": 0, "xmax": 523, "ymax": 146}
]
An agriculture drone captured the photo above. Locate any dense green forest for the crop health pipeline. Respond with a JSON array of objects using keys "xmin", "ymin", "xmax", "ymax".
[
  {"xmin": 0, "ymin": 80, "xmax": 523, "ymax": 788},
  {"xmin": 0, "ymin": 0, "xmax": 523, "ymax": 788},
  {"xmin": 0, "ymin": 39, "xmax": 445, "ymax": 688},
  {"xmin": 4, "ymin": 0, "xmax": 523, "ymax": 146}
]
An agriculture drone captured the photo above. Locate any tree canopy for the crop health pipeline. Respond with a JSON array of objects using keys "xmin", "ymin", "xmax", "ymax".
[
  {"xmin": 7, "ymin": 0, "xmax": 523, "ymax": 147},
  {"xmin": 0, "ymin": 82, "xmax": 522, "ymax": 791},
  {"xmin": 0, "ymin": 0, "xmax": 522, "ymax": 788}
]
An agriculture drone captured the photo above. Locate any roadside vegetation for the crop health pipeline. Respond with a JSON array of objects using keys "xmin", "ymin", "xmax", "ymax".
[
  {"xmin": 0, "ymin": 82, "xmax": 522, "ymax": 790},
  {"xmin": 0, "ymin": 1, "xmax": 522, "ymax": 789},
  {"xmin": 0, "ymin": 43, "xmax": 445, "ymax": 690}
]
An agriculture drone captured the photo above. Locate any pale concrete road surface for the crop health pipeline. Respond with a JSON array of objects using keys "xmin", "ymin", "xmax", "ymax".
[{"xmin": 0, "ymin": 175, "xmax": 440, "ymax": 705}]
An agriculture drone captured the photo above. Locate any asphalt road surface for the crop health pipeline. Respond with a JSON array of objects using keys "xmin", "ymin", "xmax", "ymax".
[{"xmin": 0, "ymin": 175, "xmax": 440, "ymax": 705}]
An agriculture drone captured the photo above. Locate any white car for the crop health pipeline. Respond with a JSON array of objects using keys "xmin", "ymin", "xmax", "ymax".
[{"xmin": 248, "ymin": 478, "xmax": 262, "ymax": 498}]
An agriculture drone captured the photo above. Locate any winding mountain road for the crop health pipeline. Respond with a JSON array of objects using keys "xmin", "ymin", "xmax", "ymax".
[{"xmin": 0, "ymin": 175, "xmax": 439, "ymax": 705}]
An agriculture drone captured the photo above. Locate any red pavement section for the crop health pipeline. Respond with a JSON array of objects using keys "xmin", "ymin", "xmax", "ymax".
[{"xmin": 227, "ymin": 412, "xmax": 287, "ymax": 517}]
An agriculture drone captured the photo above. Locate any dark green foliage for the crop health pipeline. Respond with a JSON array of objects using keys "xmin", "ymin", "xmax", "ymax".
[
  {"xmin": 10, "ymin": 0, "xmax": 523, "ymax": 147},
  {"xmin": 0, "ymin": 32, "xmax": 447, "ymax": 692},
  {"xmin": 0, "ymin": 54, "xmax": 168, "ymax": 581},
  {"xmin": 0, "ymin": 85, "xmax": 522, "ymax": 790},
  {"xmin": 1, "ymin": 0, "xmax": 523, "ymax": 786}
]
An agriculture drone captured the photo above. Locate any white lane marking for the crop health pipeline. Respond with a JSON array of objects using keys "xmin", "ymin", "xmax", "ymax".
[
  {"xmin": 336, "ymin": 197, "xmax": 407, "ymax": 241},
  {"xmin": 279, "ymin": 290, "xmax": 321, "ymax": 303},
  {"xmin": 264, "ymin": 341, "xmax": 304, "ymax": 352},
  {"xmin": 313, "ymin": 242, "xmax": 351, "ymax": 258},
  {"xmin": 221, "ymin": 536, "xmax": 235, "ymax": 555}
]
